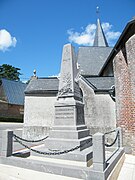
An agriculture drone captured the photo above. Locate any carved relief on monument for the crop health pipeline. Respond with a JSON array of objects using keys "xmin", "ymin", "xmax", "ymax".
[{"xmin": 58, "ymin": 72, "xmax": 72, "ymax": 96}]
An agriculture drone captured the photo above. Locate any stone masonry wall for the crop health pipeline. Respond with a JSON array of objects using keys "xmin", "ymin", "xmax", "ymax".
[
  {"xmin": 79, "ymin": 79, "xmax": 116, "ymax": 135},
  {"xmin": 113, "ymin": 34, "xmax": 135, "ymax": 154}
]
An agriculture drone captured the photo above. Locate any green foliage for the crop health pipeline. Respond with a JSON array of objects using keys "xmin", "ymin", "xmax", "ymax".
[
  {"xmin": 0, "ymin": 116, "xmax": 23, "ymax": 123},
  {"xmin": 0, "ymin": 64, "xmax": 21, "ymax": 81}
]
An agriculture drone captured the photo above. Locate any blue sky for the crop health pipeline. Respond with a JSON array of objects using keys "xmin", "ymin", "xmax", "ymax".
[{"xmin": 0, "ymin": 0, "xmax": 134, "ymax": 81}]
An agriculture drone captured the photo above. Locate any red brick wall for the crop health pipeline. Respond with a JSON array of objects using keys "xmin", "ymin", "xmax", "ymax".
[
  {"xmin": 0, "ymin": 84, "xmax": 24, "ymax": 119},
  {"xmin": 113, "ymin": 34, "xmax": 135, "ymax": 154},
  {"xmin": 126, "ymin": 35, "xmax": 135, "ymax": 154}
]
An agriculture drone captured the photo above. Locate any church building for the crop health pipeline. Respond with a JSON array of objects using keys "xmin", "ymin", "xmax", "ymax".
[
  {"xmin": 23, "ymin": 17, "xmax": 135, "ymax": 154},
  {"xmin": 23, "ymin": 18, "xmax": 116, "ymax": 139}
]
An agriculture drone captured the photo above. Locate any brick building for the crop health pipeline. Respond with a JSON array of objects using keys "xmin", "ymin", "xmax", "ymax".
[
  {"xmin": 0, "ymin": 78, "xmax": 27, "ymax": 121},
  {"xmin": 100, "ymin": 18, "xmax": 135, "ymax": 154}
]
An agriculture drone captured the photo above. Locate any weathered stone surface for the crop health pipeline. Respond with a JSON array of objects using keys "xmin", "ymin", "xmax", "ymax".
[
  {"xmin": 23, "ymin": 96, "xmax": 56, "ymax": 139},
  {"xmin": 0, "ymin": 147, "xmax": 124, "ymax": 180},
  {"xmin": 0, "ymin": 130, "xmax": 13, "ymax": 157},
  {"xmin": 79, "ymin": 77, "xmax": 116, "ymax": 135},
  {"xmin": 93, "ymin": 133, "xmax": 106, "ymax": 171},
  {"xmin": 44, "ymin": 44, "xmax": 92, "ymax": 163},
  {"xmin": 58, "ymin": 44, "xmax": 82, "ymax": 101},
  {"xmin": 23, "ymin": 126, "xmax": 49, "ymax": 140}
]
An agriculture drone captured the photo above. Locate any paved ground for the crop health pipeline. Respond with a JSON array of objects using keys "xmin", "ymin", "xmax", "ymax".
[
  {"xmin": 0, "ymin": 164, "xmax": 81, "ymax": 180},
  {"xmin": 0, "ymin": 122, "xmax": 23, "ymax": 130},
  {"xmin": 118, "ymin": 154, "xmax": 135, "ymax": 180},
  {"xmin": 0, "ymin": 154, "xmax": 134, "ymax": 179}
]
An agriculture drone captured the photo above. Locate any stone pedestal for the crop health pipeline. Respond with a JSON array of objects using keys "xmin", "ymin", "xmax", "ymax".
[
  {"xmin": 45, "ymin": 99, "xmax": 91, "ymax": 151},
  {"xmin": 44, "ymin": 44, "xmax": 92, "ymax": 164}
]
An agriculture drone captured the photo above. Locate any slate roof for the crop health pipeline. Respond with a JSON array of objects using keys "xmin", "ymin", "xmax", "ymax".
[
  {"xmin": 93, "ymin": 18, "xmax": 109, "ymax": 47},
  {"xmin": 25, "ymin": 77, "xmax": 59, "ymax": 94},
  {"xmin": 1, "ymin": 78, "xmax": 27, "ymax": 105},
  {"xmin": 77, "ymin": 46, "xmax": 113, "ymax": 76},
  {"xmin": 85, "ymin": 76, "xmax": 114, "ymax": 90},
  {"xmin": 25, "ymin": 76, "xmax": 114, "ymax": 95}
]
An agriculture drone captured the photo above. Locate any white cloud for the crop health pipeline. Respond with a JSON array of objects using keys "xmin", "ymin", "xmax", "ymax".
[
  {"xmin": 102, "ymin": 23, "xmax": 112, "ymax": 32},
  {"xmin": 48, "ymin": 73, "xmax": 60, "ymax": 78},
  {"xmin": 0, "ymin": 29, "xmax": 17, "ymax": 52},
  {"xmin": 67, "ymin": 22, "xmax": 121, "ymax": 46},
  {"xmin": 67, "ymin": 24, "xmax": 96, "ymax": 46},
  {"xmin": 105, "ymin": 31, "xmax": 121, "ymax": 45}
]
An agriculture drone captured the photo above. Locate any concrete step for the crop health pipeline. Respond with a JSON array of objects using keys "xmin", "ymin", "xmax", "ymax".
[
  {"xmin": 52, "ymin": 125, "xmax": 87, "ymax": 131},
  {"xmin": 49, "ymin": 129, "xmax": 90, "ymax": 139},
  {"xmin": 44, "ymin": 136, "xmax": 92, "ymax": 151},
  {"xmin": 31, "ymin": 144, "xmax": 93, "ymax": 162},
  {"xmin": 0, "ymin": 154, "xmax": 93, "ymax": 179},
  {"xmin": 54, "ymin": 118, "xmax": 76, "ymax": 126}
]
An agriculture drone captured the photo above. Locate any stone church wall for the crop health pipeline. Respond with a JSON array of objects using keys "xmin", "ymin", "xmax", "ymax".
[
  {"xmin": 79, "ymin": 79, "xmax": 116, "ymax": 135},
  {"xmin": 23, "ymin": 79, "xmax": 116, "ymax": 139}
]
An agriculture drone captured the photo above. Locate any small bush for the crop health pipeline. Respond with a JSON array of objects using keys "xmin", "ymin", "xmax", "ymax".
[{"xmin": 0, "ymin": 116, "xmax": 23, "ymax": 123}]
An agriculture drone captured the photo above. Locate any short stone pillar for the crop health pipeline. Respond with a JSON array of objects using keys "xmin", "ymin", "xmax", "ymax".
[
  {"xmin": 0, "ymin": 130, "xmax": 13, "ymax": 157},
  {"xmin": 93, "ymin": 132, "xmax": 106, "ymax": 171},
  {"xmin": 116, "ymin": 127, "xmax": 123, "ymax": 148}
]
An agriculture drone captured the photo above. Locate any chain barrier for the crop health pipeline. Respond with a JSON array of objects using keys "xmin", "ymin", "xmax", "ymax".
[
  {"xmin": 105, "ymin": 131, "xmax": 119, "ymax": 147},
  {"xmin": 13, "ymin": 135, "xmax": 92, "ymax": 156},
  {"xmin": 104, "ymin": 129, "xmax": 116, "ymax": 135},
  {"xmin": 13, "ymin": 134, "xmax": 49, "ymax": 143},
  {"xmin": 48, "ymin": 149, "xmax": 60, "ymax": 152}
]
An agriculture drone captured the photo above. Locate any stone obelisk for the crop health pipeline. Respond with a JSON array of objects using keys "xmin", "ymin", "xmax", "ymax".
[{"xmin": 45, "ymin": 44, "xmax": 92, "ymax": 163}]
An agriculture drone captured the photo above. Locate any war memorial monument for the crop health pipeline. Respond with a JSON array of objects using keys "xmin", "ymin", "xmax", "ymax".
[
  {"xmin": 0, "ymin": 15, "xmax": 135, "ymax": 179},
  {"xmin": 0, "ymin": 43, "xmax": 124, "ymax": 179}
]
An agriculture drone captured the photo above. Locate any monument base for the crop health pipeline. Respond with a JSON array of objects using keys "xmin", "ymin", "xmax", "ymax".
[
  {"xmin": 42, "ymin": 98, "xmax": 92, "ymax": 164},
  {"xmin": 31, "ymin": 144, "xmax": 93, "ymax": 165},
  {"xmin": 44, "ymin": 125, "xmax": 92, "ymax": 151}
]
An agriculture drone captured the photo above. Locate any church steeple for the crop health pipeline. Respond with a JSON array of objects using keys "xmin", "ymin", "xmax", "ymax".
[{"xmin": 93, "ymin": 18, "xmax": 109, "ymax": 47}]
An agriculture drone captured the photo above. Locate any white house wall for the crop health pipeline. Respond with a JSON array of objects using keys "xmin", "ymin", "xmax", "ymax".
[{"xmin": 23, "ymin": 95, "xmax": 56, "ymax": 139}]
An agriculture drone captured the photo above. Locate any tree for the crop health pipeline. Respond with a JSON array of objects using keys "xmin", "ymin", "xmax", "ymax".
[{"xmin": 0, "ymin": 64, "xmax": 21, "ymax": 81}]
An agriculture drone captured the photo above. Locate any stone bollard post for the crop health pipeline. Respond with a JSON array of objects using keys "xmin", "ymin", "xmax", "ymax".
[
  {"xmin": 93, "ymin": 132, "xmax": 106, "ymax": 171},
  {"xmin": 116, "ymin": 127, "xmax": 123, "ymax": 148},
  {"xmin": 0, "ymin": 130, "xmax": 13, "ymax": 157}
]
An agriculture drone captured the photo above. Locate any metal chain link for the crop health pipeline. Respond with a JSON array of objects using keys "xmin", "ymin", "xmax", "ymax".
[
  {"xmin": 104, "ymin": 129, "xmax": 116, "ymax": 135},
  {"xmin": 105, "ymin": 131, "xmax": 119, "ymax": 147},
  {"xmin": 13, "ymin": 135, "xmax": 92, "ymax": 156},
  {"xmin": 13, "ymin": 134, "xmax": 49, "ymax": 143}
]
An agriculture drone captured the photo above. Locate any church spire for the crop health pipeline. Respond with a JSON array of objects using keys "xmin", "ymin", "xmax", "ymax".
[{"xmin": 93, "ymin": 8, "xmax": 109, "ymax": 47}]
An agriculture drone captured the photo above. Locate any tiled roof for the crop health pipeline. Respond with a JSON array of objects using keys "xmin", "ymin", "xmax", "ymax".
[
  {"xmin": 1, "ymin": 78, "xmax": 27, "ymax": 105},
  {"xmin": 85, "ymin": 76, "xmax": 114, "ymax": 89},
  {"xmin": 77, "ymin": 46, "xmax": 112, "ymax": 76},
  {"xmin": 25, "ymin": 76, "xmax": 114, "ymax": 96},
  {"xmin": 25, "ymin": 77, "xmax": 59, "ymax": 94}
]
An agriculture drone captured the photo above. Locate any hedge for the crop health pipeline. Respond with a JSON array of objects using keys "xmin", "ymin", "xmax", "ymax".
[{"xmin": 0, "ymin": 116, "xmax": 23, "ymax": 123}]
